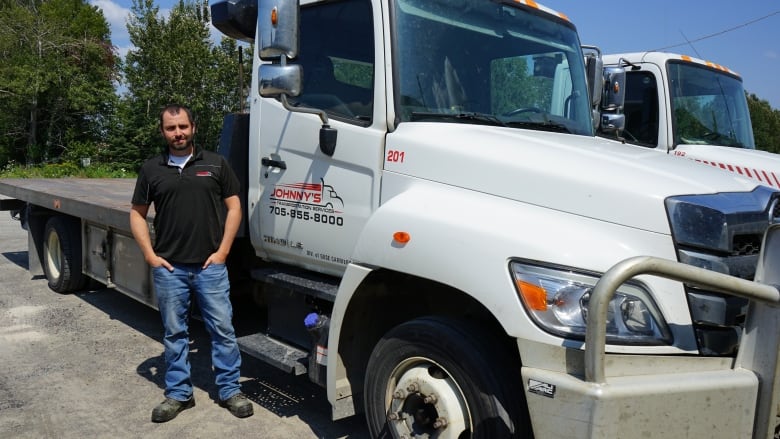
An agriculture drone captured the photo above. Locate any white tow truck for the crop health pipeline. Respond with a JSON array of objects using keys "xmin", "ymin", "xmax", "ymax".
[
  {"xmin": 3, "ymin": 1, "xmax": 780, "ymax": 438},
  {"xmin": 596, "ymin": 50, "xmax": 780, "ymax": 189}
]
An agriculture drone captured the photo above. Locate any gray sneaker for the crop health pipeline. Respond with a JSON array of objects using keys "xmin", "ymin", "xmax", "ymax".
[
  {"xmin": 151, "ymin": 397, "xmax": 195, "ymax": 423},
  {"xmin": 219, "ymin": 392, "xmax": 254, "ymax": 418}
]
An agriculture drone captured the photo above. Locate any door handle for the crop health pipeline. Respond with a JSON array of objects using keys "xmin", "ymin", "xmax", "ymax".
[{"xmin": 261, "ymin": 157, "xmax": 287, "ymax": 170}]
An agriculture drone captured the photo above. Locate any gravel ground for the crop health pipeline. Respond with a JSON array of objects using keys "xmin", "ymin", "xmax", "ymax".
[{"xmin": 0, "ymin": 210, "xmax": 369, "ymax": 439}]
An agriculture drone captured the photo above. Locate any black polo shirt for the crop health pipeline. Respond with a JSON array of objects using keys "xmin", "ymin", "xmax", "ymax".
[{"xmin": 132, "ymin": 149, "xmax": 240, "ymax": 264}]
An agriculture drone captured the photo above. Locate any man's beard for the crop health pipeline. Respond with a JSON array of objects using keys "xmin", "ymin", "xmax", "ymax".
[{"xmin": 170, "ymin": 139, "xmax": 193, "ymax": 151}]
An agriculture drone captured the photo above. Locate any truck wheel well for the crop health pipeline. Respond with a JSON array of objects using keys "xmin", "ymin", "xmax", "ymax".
[{"xmin": 337, "ymin": 268, "xmax": 521, "ymax": 415}]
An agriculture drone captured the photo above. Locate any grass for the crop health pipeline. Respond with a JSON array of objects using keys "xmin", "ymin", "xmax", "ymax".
[{"xmin": 0, "ymin": 162, "xmax": 136, "ymax": 179}]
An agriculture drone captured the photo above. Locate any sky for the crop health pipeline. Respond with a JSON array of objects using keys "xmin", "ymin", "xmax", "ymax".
[{"xmin": 91, "ymin": 0, "xmax": 780, "ymax": 109}]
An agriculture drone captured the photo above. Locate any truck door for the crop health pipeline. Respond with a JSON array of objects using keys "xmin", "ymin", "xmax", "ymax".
[
  {"xmin": 256, "ymin": 0, "xmax": 382, "ymax": 276},
  {"xmin": 622, "ymin": 65, "xmax": 668, "ymax": 150}
]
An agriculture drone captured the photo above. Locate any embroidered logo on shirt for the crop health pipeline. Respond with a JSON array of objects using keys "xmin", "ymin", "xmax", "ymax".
[{"xmin": 196, "ymin": 171, "xmax": 212, "ymax": 177}]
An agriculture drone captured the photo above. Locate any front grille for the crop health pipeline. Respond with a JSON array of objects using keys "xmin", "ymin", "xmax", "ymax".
[
  {"xmin": 666, "ymin": 186, "xmax": 779, "ymax": 356},
  {"xmin": 686, "ymin": 289, "xmax": 747, "ymax": 355},
  {"xmin": 773, "ymin": 197, "xmax": 780, "ymax": 219},
  {"xmin": 732, "ymin": 233, "xmax": 762, "ymax": 256}
]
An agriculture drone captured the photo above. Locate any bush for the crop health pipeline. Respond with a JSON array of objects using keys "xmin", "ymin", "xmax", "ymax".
[
  {"xmin": 41, "ymin": 162, "xmax": 81, "ymax": 177},
  {"xmin": 62, "ymin": 140, "xmax": 100, "ymax": 164}
]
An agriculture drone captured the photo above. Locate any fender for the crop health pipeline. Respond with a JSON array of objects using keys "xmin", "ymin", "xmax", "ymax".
[{"xmin": 333, "ymin": 174, "xmax": 695, "ymax": 352}]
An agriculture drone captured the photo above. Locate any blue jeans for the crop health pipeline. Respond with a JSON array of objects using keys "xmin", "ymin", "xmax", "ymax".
[{"xmin": 152, "ymin": 263, "xmax": 242, "ymax": 402}]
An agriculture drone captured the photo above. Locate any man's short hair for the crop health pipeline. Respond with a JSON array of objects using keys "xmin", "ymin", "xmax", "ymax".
[{"xmin": 159, "ymin": 104, "xmax": 195, "ymax": 127}]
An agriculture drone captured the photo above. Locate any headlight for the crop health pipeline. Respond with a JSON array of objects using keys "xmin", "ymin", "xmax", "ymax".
[{"xmin": 510, "ymin": 261, "xmax": 672, "ymax": 345}]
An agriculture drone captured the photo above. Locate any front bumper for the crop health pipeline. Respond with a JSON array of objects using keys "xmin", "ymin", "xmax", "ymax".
[
  {"xmin": 519, "ymin": 248, "xmax": 780, "ymax": 439},
  {"xmin": 522, "ymin": 363, "xmax": 757, "ymax": 438}
]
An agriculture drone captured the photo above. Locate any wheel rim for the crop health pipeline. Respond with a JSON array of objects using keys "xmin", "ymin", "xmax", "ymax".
[
  {"xmin": 45, "ymin": 229, "xmax": 62, "ymax": 279},
  {"xmin": 385, "ymin": 356, "xmax": 471, "ymax": 439}
]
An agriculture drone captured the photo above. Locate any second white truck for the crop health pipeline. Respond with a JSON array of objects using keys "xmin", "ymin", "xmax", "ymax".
[{"xmin": 597, "ymin": 51, "xmax": 780, "ymax": 189}]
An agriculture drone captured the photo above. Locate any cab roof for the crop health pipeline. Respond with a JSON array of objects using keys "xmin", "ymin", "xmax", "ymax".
[{"xmin": 602, "ymin": 51, "xmax": 741, "ymax": 78}]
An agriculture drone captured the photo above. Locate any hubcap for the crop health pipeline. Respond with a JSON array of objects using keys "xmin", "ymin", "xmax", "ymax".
[
  {"xmin": 46, "ymin": 231, "xmax": 62, "ymax": 279},
  {"xmin": 386, "ymin": 358, "xmax": 470, "ymax": 438}
]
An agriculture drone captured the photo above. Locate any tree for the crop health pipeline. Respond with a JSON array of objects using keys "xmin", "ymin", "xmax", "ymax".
[
  {"xmin": 491, "ymin": 56, "xmax": 553, "ymax": 115},
  {"xmin": 747, "ymin": 93, "xmax": 780, "ymax": 154},
  {"xmin": 0, "ymin": 0, "xmax": 117, "ymax": 167},
  {"xmin": 114, "ymin": 0, "xmax": 250, "ymax": 167}
]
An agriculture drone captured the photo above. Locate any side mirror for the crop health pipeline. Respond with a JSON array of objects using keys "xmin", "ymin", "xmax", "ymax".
[
  {"xmin": 258, "ymin": 0, "xmax": 299, "ymax": 60},
  {"xmin": 582, "ymin": 46, "xmax": 603, "ymax": 108},
  {"xmin": 259, "ymin": 64, "xmax": 302, "ymax": 97},
  {"xmin": 210, "ymin": 0, "xmax": 257, "ymax": 43},
  {"xmin": 601, "ymin": 67, "xmax": 626, "ymax": 112},
  {"xmin": 257, "ymin": 0, "xmax": 337, "ymax": 156},
  {"xmin": 597, "ymin": 67, "xmax": 626, "ymax": 135},
  {"xmin": 601, "ymin": 113, "xmax": 625, "ymax": 134}
]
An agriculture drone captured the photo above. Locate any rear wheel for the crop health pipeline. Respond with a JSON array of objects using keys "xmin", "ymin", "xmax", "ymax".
[
  {"xmin": 43, "ymin": 216, "xmax": 86, "ymax": 293},
  {"xmin": 364, "ymin": 316, "xmax": 530, "ymax": 438}
]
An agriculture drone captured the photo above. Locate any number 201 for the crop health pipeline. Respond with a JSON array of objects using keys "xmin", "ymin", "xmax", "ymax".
[{"xmin": 386, "ymin": 150, "xmax": 405, "ymax": 163}]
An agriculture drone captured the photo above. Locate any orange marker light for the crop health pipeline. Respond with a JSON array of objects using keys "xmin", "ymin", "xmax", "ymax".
[
  {"xmin": 393, "ymin": 231, "xmax": 411, "ymax": 244},
  {"xmin": 516, "ymin": 280, "xmax": 547, "ymax": 311},
  {"xmin": 271, "ymin": 7, "xmax": 278, "ymax": 26}
]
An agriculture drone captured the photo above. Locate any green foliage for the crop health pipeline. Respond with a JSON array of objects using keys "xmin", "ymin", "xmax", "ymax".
[
  {"xmin": 0, "ymin": 161, "xmax": 135, "ymax": 178},
  {"xmin": 333, "ymin": 57, "xmax": 372, "ymax": 89},
  {"xmin": 747, "ymin": 93, "xmax": 780, "ymax": 153},
  {"xmin": 2, "ymin": 0, "xmax": 778, "ymax": 175},
  {"xmin": 0, "ymin": 0, "xmax": 118, "ymax": 167},
  {"xmin": 674, "ymin": 106, "xmax": 709, "ymax": 140},
  {"xmin": 115, "ymin": 0, "xmax": 250, "ymax": 166},
  {"xmin": 491, "ymin": 57, "xmax": 552, "ymax": 114}
]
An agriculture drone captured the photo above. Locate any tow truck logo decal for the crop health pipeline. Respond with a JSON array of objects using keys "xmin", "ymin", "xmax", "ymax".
[
  {"xmin": 271, "ymin": 178, "xmax": 344, "ymax": 210},
  {"xmin": 268, "ymin": 178, "xmax": 345, "ymax": 227}
]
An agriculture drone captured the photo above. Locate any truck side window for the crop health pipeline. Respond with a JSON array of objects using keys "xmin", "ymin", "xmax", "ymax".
[
  {"xmin": 623, "ymin": 71, "xmax": 659, "ymax": 147},
  {"xmin": 291, "ymin": 0, "xmax": 374, "ymax": 124}
]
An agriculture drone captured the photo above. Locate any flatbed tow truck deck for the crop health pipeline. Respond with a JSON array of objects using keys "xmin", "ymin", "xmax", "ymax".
[
  {"xmin": 0, "ymin": 178, "xmax": 158, "ymax": 308},
  {"xmin": 0, "ymin": 178, "xmax": 140, "ymax": 230}
]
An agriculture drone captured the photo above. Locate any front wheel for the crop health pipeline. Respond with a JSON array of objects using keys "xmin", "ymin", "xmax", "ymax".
[
  {"xmin": 43, "ymin": 216, "xmax": 86, "ymax": 293},
  {"xmin": 364, "ymin": 316, "xmax": 530, "ymax": 438}
]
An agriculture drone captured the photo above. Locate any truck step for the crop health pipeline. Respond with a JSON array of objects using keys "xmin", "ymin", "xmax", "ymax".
[
  {"xmin": 252, "ymin": 266, "xmax": 339, "ymax": 301},
  {"xmin": 236, "ymin": 332, "xmax": 308, "ymax": 376}
]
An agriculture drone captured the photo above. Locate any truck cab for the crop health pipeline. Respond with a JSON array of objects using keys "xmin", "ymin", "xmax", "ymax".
[
  {"xmin": 597, "ymin": 51, "xmax": 780, "ymax": 188},
  {"xmin": 225, "ymin": 0, "xmax": 596, "ymax": 278}
]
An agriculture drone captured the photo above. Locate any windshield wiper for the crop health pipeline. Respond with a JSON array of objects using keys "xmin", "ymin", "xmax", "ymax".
[
  {"xmin": 505, "ymin": 120, "xmax": 571, "ymax": 133},
  {"xmin": 410, "ymin": 111, "xmax": 507, "ymax": 127}
]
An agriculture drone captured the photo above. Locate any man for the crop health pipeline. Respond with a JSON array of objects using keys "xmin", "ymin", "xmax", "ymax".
[{"xmin": 129, "ymin": 104, "xmax": 253, "ymax": 422}]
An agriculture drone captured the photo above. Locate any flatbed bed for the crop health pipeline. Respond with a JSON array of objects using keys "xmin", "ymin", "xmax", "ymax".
[
  {"xmin": 0, "ymin": 178, "xmax": 141, "ymax": 231},
  {"xmin": 0, "ymin": 177, "xmax": 157, "ymax": 305}
]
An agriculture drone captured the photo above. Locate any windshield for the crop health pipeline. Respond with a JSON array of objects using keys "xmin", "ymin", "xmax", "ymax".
[
  {"xmin": 668, "ymin": 62, "xmax": 755, "ymax": 149},
  {"xmin": 391, "ymin": 0, "xmax": 593, "ymax": 136}
]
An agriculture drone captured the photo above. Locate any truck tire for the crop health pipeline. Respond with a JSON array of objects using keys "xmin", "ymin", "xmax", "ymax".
[
  {"xmin": 43, "ymin": 216, "xmax": 86, "ymax": 293},
  {"xmin": 364, "ymin": 316, "xmax": 530, "ymax": 438}
]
